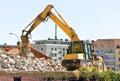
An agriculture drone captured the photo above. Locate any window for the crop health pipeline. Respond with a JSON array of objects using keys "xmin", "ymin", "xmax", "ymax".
[
  {"xmin": 105, "ymin": 61, "xmax": 115, "ymax": 66},
  {"xmin": 117, "ymin": 45, "xmax": 120, "ymax": 48},
  {"xmin": 100, "ymin": 50, "xmax": 104, "ymax": 55},
  {"xmin": 63, "ymin": 52, "xmax": 65, "ymax": 55},
  {"xmin": 109, "ymin": 55, "xmax": 115, "ymax": 60},
  {"xmin": 109, "ymin": 50, "xmax": 114, "ymax": 54},
  {"xmin": 119, "ymin": 64, "xmax": 120, "ymax": 68},
  {"xmin": 101, "ymin": 44, "xmax": 104, "ymax": 47},
  {"xmin": 105, "ymin": 55, "xmax": 109, "ymax": 59},
  {"xmin": 105, "ymin": 62, "xmax": 109, "ymax": 66},
  {"xmin": 108, "ymin": 44, "xmax": 110, "ymax": 47},
  {"xmin": 58, "ymin": 48, "xmax": 62, "ymax": 51},
  {"xmin": 101, "ymin": 56, "xmax": 104, "ymax": 59},
  {"xmin": 55, "ymin": 48, "xmax": 57, "ymax": 51},
  {"xmin": 41, "ymin": 48, "xmax": 43, "ymax": 50},
  {"xmin": 95, "ymin": 50, "xmax": 99, "ymax": 54},
  {"xmin": 119, "ymin": 58, "xmax": 120, "ymax": 61},
  {"xmin": 58, "ymin": 51, "xmax": 62, "ymax": 54},
  {"xmin": 106, "ymin": 50, "xmax": 114, "ymax": 54},
  {"xmin": 55, "ymin": 54, "xmax": 56, "ymax": 57},
  {"xmin": 58, "ymin": 57, "xmax": 61, "ymax": 60},
  {"xmin": 51, "ymin": 48, "xmax": 54, "ymax": 50},
  {"xmin": 14, "ymin": 77, "xmax": 21, "ymax": 81},
  {"xmin": 118, "ymin": 51, "xmax": 120, "ymax": 55},
  {"xmin": 101, "ymin": 50, "xmax": 104, "ymax": 53},
  {"xmin": 106, "ymin": 50, "xmax": 109, "ymax": 53},
  {"xmin": 105, "ymin": 55, "xmax": 115, "ymax": 60},
  {"xmin": 109, "ymin": 61, "xmax": 115, "ymax": 66}
]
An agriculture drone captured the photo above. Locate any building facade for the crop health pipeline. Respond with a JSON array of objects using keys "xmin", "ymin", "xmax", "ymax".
[
  {"xmin": 94, "ymin": 39, "xmax": 120, "ymax": 71},
  {"xmin": 32, "ymin": 39, "xmax": 70, "ymax": 62}
]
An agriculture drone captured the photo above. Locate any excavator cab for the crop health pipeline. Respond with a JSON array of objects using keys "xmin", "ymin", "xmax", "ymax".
[
  {"xmin": 62, "ymin": 40, "xmax": 93, "ymax": 70},
  {"xmin": 67, "ymin": 41, "xmax": 83, "ymax": 54}
]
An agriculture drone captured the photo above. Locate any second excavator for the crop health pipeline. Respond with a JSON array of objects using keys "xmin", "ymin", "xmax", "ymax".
[{"xmin": 19, "ymin": 4, "xmax": 106, "ymax": 71}]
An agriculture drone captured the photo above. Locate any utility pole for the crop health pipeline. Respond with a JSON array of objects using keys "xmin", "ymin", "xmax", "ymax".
[{"xmin": 55, "ymin": 24, "xmax": 57, "ymax": 40}]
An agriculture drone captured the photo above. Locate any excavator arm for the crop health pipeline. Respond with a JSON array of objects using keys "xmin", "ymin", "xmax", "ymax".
[
  {"xmin": 24, "ymin": 5, "xmax": 53, "ymax": 36},
  {"xmin": 20, "ymin": 4, "xmax": 83, "ymax": 57}
]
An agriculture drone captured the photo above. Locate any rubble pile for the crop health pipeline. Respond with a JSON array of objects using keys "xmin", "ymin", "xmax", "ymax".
[{"xmin": 0, "ymin": 51, "xmax": 66, "ymax": 72}]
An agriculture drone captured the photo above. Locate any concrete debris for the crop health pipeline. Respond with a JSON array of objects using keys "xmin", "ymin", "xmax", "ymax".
[{"xmin": 0, "ymin": 52, "xmax": 66, "ymax": 72}]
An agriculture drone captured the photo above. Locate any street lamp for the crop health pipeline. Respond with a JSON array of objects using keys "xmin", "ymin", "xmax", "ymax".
[
  {"xmin": 9, "ymin": 33, "xmax": 21, "ymax": 53},
  {"xmin": 9, "ymin": 33, "xmax": 20, "ymax": 42}
]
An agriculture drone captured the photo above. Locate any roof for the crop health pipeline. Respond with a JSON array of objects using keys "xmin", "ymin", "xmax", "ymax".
[
  {"xmin": 7, "ymin": 43, "xmax": 33, "ymax": 54},
  {"xmin": 8, "ymin": 48, "xmax": 20, "ymax": 54}
]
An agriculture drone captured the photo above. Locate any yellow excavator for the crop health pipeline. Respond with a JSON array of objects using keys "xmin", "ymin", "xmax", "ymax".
[{"xmin": 20, "ymin": 4, "xmax": 105, "ymax": 71}]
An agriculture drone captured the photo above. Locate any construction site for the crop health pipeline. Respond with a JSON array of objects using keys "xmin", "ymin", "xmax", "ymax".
[{"xmin": 0, "ymin": 3, "xmax": 120, "ymax": 81}]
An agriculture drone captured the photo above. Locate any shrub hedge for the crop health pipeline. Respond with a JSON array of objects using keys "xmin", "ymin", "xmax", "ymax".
[{"xmin": 77, "ymin": 67, "xmax": 120, "ymax": 81}]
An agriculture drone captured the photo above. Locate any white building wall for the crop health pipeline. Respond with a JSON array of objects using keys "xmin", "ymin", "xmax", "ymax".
[{"xmin": 32, "ymin": 43, "xmax": 69, "ymax": 62}]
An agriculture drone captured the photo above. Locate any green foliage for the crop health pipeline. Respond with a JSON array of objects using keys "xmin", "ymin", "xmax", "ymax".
[
  {"xmin": 48, "ymin": 74, "xmax": 55, "ymax": 80},
  {"xmin": 102, "ymin": 69, "xmax": 117, "ymax": 81},
  {"xmin": 89, "ymin": 67, "xmax": 101, "ymax": 80},
  {"xmin": 79, "ymin": 66, "xmax": 90, "ymax": 78},
  {"xmin": 116, "ymin": 72, "xmax": 120, "ymax": 81},
  {"xmin": 62, "ymin": 74, "xmax": 67, "ymax": 80},
  {"xmin": 78, "ymin": 67, "xmax": 120, "ymax": 81}
]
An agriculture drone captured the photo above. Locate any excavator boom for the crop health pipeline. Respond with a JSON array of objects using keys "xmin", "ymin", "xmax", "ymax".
[
  {"xmin": 49, "ymin": 12, "xmax": 79, "ymax": 41},
  {"xmin": 20, "ymin": 4, "xmax": 83, "ymax": 57}
]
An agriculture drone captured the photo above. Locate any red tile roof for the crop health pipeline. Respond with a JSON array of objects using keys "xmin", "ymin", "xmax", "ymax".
[
  {"xmin": 8, "ymin": 48, "xmax": 20, "ymax": 54},
  {"xmin": 7, "ymin": 43, "xmax": 33, "ymax": 54}
]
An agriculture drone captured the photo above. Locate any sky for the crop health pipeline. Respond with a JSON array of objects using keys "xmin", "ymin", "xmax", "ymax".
[{"xmin": 0, "ymin": 0, "xmax": 120, "ymax": 45}]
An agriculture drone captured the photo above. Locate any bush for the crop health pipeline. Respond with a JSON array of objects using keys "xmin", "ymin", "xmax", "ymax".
[
  {"xmin": 89, "ymin": 67, "xmax": 101, "ymax": 81},
  {"xmin": 78, "ymin": 66, "xmax": 120, "ymax": 81},
  {"xmin": 116, "ymin": 72, "xmax": 120, "ymax": 81},
  {"xmin": 101, "ymin": 69, "xmax": 117, "ymax": 81},
  {"xmin": 79, "ymin": 66, "xmax": 90, "ymax": 80}
]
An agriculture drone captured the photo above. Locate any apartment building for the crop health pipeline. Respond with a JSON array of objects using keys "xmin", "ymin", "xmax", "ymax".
[
  {"xmin": 32, "ymin": 39, "xmax": 70, "ymax": 62},
  {"xmin": 94, "ymin": 39, "xmax": 120, "ymax": 71}
]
